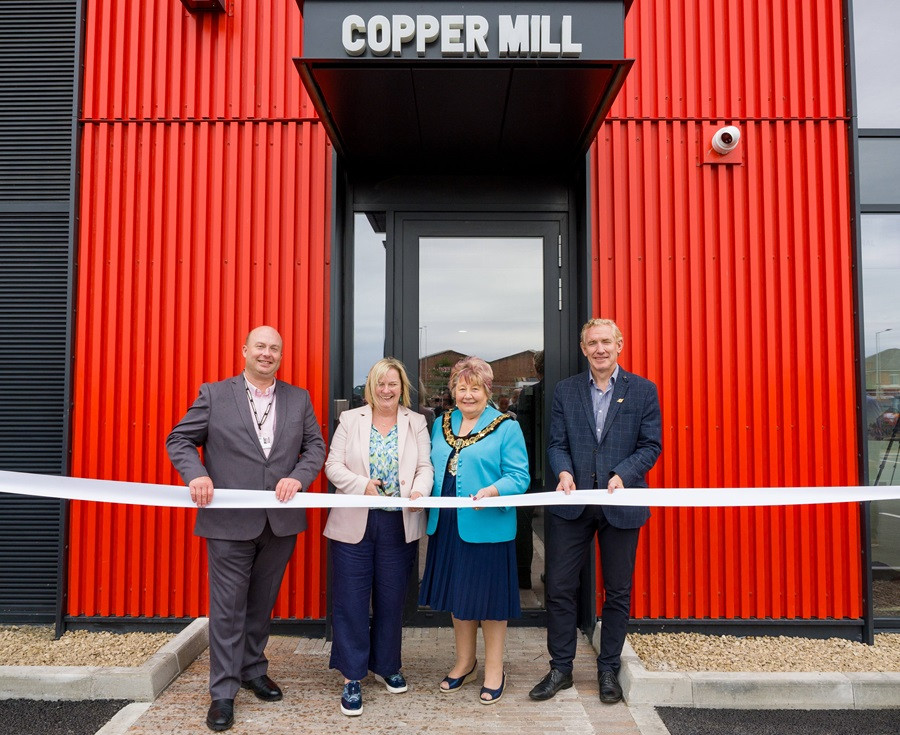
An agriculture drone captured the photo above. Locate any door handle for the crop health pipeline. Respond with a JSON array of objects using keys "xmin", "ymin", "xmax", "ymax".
[{"xmin": 333, "ymin": 399, "xmax": 350, "ymax": 421}]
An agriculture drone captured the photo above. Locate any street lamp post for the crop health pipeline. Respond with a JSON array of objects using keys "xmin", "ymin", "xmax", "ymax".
[{"xmin": 875, "ymin": 328, "xmax": 893, "ymax": 398}]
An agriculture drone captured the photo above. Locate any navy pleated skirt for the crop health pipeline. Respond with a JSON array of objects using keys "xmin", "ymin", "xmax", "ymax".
[{"xmin": 418, "ymin": 467, "xmax": 521, "ymax": 621}]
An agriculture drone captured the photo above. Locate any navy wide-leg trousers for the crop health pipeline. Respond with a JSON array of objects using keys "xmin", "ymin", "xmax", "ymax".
[{"xmin": 329, "ymin": 510, "xmax": 417, "ymax": 681}]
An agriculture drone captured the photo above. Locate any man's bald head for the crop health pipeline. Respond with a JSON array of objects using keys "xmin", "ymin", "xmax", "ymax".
[{"xmin": 242, "ymin": 325, "xmax": 283, "ymax": 387}]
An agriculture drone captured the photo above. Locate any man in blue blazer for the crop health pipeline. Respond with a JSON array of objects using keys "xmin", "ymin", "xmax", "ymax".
[{"xmin": 529, "ymin": 319, "xmax": 661, "ymax": 704}]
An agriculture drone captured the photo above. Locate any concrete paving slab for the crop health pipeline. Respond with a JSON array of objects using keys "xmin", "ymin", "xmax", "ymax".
[
  {"xmin": 94, "ymin": 703, "xmax": 151, "ymax": 735},
  {"xmin": 0, "ymin": 667, "xmax": 94, "ymax": 701},
  {"xmin": 629, "ymin": 706, "xmax": 673, "ymax": 735},
  {"xmin": 615, "ymin": 633, "xmax": 692, "ymax": 707},
  {"xmin": 158, "ymin": 617, "xmax": 209, "ymax": 672},
  {"xmin": 122, "ymin": 627, "xmax": 646, "ymax": 735},
  {"xmin": 622, "ymin": 670, "xmax": 693, "ymax": 707},
  {"xmin": 689, "ymin": 671, "xmax": 855, "ymax": 709},
  {"xmin": 847, "ymin": 672, "xmax": 900, "ymax": 708}
]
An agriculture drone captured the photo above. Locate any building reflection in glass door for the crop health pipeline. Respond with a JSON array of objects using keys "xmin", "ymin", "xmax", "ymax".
[
  {"xmin": 417, "ymin": 236, "xmax": 546, "ymax": 609},
  {"xmin": 351, "ymin": 213, "xmax": 387, "ymax": 406}
]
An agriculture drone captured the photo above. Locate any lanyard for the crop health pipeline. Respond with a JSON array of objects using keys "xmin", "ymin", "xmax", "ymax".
[{"xmin": 245, "ymin": 387, "xmax": 274, "ymax": 431}]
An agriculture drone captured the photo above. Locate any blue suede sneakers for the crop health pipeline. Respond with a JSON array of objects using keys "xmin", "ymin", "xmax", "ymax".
[{"xmin": 340, "ymin": 680, "xmax": 362, "ymax": 716}]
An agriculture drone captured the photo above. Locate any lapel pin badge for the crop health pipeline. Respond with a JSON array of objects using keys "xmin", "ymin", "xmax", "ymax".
[{"xmin": 617, "ymin": 398, "xmax": 624, "ymax": 403}]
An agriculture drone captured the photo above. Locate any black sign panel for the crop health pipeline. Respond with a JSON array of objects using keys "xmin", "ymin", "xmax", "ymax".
[{"xmin": 302, "ymin": 1, "xmax": 624, "ymax": 61}]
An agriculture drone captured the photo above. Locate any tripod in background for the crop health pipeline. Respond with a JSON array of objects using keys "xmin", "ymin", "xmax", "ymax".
[{"xmin": 874, "ymin": 411, "xmax": 899, "ymax": 486}]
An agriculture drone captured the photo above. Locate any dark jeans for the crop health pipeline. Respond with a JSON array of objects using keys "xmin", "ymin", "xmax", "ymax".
[
  {"xmin": 329, "ymin": 510, "xmax": 417, "ymax": 681},
  {"xmin": 545, "ymin": 507, "xmax": 640, "ymax": 674}
]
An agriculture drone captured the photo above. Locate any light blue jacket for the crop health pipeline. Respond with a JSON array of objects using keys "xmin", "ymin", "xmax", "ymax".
[{"xmin": 427, "ymin": 406, "xmax": 530, "ymax": 543}]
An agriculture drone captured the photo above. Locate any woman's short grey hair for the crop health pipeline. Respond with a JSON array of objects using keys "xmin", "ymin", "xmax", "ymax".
[{"xmin": 448, "ymin": 356, "xmax": 493, "ymax": 398}]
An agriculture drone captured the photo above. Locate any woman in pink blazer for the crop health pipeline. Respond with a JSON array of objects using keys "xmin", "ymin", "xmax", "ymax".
[{"xmin": 324, "ymin": 357, "xmax": 434, "ymax": 716}]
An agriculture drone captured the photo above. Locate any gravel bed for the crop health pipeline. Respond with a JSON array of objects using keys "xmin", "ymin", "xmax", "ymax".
[
  {"xmin": 0, "ymin": 626, "xmax": 175, "ymax": 667},
  {"xmin": 629, "ymin": 632, "xmax": 900, "ymax": 672},
  {"xmin": 4, "ymin": 625, "xmax": 900, "ymax": 673}
]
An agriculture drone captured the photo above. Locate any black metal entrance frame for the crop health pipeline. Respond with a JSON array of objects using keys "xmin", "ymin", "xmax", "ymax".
[
  {"xmin": 325, "ymin": 170, "xmax": 592, "ymax": 629},
  {"xmin": 298, "ymin": 0, "xmax": 633, "ymax": 631}
]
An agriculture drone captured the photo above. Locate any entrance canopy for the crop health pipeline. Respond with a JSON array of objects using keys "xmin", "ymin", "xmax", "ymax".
[{"xmin": 295, "ymin": 1, "xmax": 633, "ymax": 173}]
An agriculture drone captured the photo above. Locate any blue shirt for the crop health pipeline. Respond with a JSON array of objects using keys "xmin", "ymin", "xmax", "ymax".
[{"xmin": 589, "ymin": 365, "xmax": 619, "ymax": 441}]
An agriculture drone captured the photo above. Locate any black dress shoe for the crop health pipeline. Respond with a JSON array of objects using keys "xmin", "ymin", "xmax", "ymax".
[
  {"xmin": 528, "ymin": 668, "xmax": 573, "ymax": 701},
  {"xmin": 241, "ymin": 674, "xmax": 283, "ymax": 701},
  {"xmin": 206, "ymin": 699, "xmax": 234, "ymax": 731},
  {"xmin": 598, "ymin": 670, "xmax": 623, "ymax": 703}
]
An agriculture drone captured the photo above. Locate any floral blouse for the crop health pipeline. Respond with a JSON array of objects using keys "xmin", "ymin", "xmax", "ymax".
[{"xmin": 369, "ymin": 424, "xmax": 400, "ymax": 511}]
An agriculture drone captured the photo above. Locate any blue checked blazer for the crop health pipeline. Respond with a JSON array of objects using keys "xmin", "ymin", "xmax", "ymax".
[{"xmin": 547, "ymin": 368, "xmax": 662, "ymax": 527}]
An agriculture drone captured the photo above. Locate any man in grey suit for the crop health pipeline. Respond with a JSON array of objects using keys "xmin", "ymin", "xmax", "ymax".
[
  {"xmin": 167, "ymin": 325, "xmax": 325, "ymax": 731},
  {"xmin": 529, "ymin": 319, "xmax": 661, "ymax": 705}
]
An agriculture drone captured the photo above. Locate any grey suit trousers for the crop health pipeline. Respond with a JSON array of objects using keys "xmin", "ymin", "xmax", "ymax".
[{"xmin": 206, "ymin": 522, "xmax": 297, "ymax": 699}]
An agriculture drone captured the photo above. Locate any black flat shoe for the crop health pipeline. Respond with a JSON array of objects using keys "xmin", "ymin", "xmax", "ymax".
[
  {"xmin": 241, "ymin": 674, "xmax": 283, "ymax": 701},
  {"xmin": 528, "ymin": 668, "xmax": 573, "ymax": 701},
  {"xmin": 440, "ymin": 660, "xmax": 478, "ymax": 693},
  {"xmin": 480, "ymin": 672, "xmax": 506, "ymax": 705},
  {"xmin": 206, "ymin": 699, "xmax": 234, "ymax": 731},
  {"xmin": 598, "ymin": 670, "xmax": 623, "ymax": 703}
]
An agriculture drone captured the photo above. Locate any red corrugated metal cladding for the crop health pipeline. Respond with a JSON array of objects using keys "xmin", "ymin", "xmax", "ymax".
[
  {"xmin": 592, "ymin": 0, "xmax": 859, "ymax": 619},
  {"xmin": 69, "ymin": 1, "xmax": 332, "ymax": 618},
  {"xmin": 70, "ymin": 0, "xmax": 861, "ymax": 622}
]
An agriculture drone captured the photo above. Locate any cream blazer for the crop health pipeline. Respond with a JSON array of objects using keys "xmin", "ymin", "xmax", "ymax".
[{"xmin": 323, "ymin": 404, "xmax": 434, "ymax": 544}]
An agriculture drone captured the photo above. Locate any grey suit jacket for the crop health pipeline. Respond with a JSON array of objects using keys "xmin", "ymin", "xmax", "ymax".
[
  {"xmin": 547, "ymin": 368, "xmax": 662, "ymax": 527},
  {"xmin": 166, "ymin": 374, "xmax": 326, "ymax": 540}
]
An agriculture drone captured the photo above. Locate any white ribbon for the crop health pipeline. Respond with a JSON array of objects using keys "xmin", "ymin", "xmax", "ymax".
[{"xmin": 0, "ymin": 470, "xmax": 898, "ymax": 509}]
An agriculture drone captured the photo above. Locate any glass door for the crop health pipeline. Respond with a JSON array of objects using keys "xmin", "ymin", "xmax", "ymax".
[
  {"xmin": 415, "ymin": 233, "xmax": 545, "ymax": 613},
  {"xmin": 346, "ymin": 213, "xmax": 571, "ymax": 624},
  {"xmin": 401, "ymin": 216, "xmax": 568, "ymax": 623}
]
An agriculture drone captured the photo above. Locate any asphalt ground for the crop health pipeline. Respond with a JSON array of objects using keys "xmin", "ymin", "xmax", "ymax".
[
  {"xmin": 0, "ymin": 700, "xmax": 131, "ymax": 735},
  {"xmin": 2, "ymin": 699, "xmax": 899, "ymax": 734},
  {"xmin": 657, "ymin": 707, "xmax": 900, "ymax": 735}
]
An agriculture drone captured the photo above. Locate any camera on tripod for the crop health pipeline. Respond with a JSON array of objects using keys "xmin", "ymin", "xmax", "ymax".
[{"xmin": 873, "ymin": 394, "xmax": 899, "ymax": 486}]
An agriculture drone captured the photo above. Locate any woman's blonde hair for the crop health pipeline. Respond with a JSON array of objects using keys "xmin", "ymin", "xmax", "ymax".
[{"xmin": 364, "ymin": 357, "xmax": 412, "ymax": 408}]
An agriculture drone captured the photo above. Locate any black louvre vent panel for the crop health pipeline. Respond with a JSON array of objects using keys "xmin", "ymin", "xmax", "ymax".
[
  {"xmin": 0, "ymin": 496, "xmax": 65, "ymax": 619},
  {"xmin": 0, "ymin": 0, "xmax": 77, "ymax": 624},
  {"xmin": 0, "ymin": 214, "xmax": 69, "ymax": 473},
  {"xmin": 0, "ymin": 2, "xmax": 77, "ymax": 200}
]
